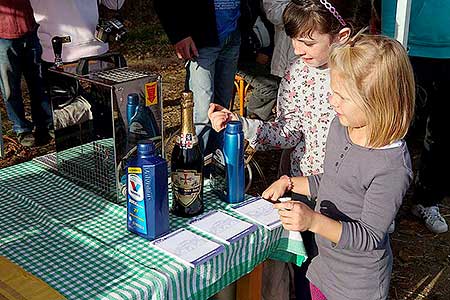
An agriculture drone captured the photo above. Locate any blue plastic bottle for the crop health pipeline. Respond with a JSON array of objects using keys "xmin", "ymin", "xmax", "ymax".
[
  {"xmin": 127, "ymin": 140, "xmax": 169, "ymax": 240},
  {"xmin": 223, "ymin": 121, "xmax": 245, "ymax": 203},
  {"xmin": 127, "ymin": 93, "xmax": 139, "ymax": 125}
]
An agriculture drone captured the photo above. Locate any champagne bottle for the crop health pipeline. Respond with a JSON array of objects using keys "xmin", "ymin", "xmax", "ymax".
[{"xmin": 170, "ymin": 91, "xmax": 204, "ymax": 217}]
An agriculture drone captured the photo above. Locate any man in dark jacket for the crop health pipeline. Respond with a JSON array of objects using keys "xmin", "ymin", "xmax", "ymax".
[
  {"xmin": 0, "ymin": 0, "xmax": 53, "ymax": 147},
  {"xmin": 154, "ymin": 0, "xmax": 242, "ymax": 153}
]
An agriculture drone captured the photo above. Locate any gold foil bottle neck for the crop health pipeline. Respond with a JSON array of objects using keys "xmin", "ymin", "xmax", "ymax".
[
  {"xmin": 181, "ymin": 90, "xmax": 194, "ymax": 109},
  {"xmin": 180, "ymin": 90, "xmax": 195, "ymax": 135}
]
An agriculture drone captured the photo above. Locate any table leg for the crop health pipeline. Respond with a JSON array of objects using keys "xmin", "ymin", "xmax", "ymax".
[{"xmin": 236, "ymin": 263, "xmax": 263, "ymax": 300}]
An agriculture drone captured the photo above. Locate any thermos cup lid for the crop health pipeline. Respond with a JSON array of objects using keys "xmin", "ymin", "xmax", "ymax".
[
  {"xmin": 137, "ymin": 140, "xmax": 155, "ymax": 154},
  {"xmin": 225, "ymin": 120, "xmax": 242, "ymax": 134},
  {"xmin": 127, "ymin": 93, "xmax": 139, "ymax": 105}
]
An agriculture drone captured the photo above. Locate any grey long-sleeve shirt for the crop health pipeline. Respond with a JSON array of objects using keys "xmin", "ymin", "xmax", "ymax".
[{"xmin": 307, "ymin": 117, "xmax": 413, "ymax": 300}]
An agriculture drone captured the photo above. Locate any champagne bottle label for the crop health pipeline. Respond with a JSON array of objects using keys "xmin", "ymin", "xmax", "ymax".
[
  {"xmin": 172, "ymin": 170, "xmax": 202, "ymax": 207},
  {"xmin": 176, "ymin": 133, "xmax": 198, "ymax": 149}
]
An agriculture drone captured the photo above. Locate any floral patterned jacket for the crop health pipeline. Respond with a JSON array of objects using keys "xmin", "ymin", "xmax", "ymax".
[{"xmin": 239, "ymin": 57, "xmax": 336, "ymax": 176}]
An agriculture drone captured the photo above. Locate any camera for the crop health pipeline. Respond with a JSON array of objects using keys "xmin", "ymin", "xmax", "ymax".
[{"xmin": 95, "ymin": 19, "xmax": 127, "ymax": 43}]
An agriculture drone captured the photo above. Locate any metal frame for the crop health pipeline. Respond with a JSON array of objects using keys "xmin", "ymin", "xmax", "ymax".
[{"xmin": 394, "ymin": 0, "xmax": 412, "ymax": 47}]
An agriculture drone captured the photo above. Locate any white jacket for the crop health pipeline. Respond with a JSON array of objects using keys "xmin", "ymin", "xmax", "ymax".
[
  {"xmin": 263, "ymin": 0, "xmax": 297, "ymax": 78},
  {"xmin": 31, "ymin": 0, "xmax": 125, "ymax": 63}
]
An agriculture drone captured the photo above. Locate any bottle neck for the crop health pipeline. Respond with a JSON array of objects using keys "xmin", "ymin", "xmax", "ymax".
[
  {"xmin": 178, "ymin": 105, "xmax": 198, "ymax": 148},
  {"xmin": 138, "ymin": 151, "xmax": 155, "ymax": 159},
  {"xmin": 181, "ymin": 106, "xmax": 195, "ymax": 135}
]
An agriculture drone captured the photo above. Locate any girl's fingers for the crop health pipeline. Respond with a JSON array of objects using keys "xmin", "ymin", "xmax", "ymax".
[
  {"xmin": 273, "ymin": 201, "xmax": 295, "ymax": 211},
  {"xmin": 262, "ymin": 189, "xmax": 274, "ymax": 200}
]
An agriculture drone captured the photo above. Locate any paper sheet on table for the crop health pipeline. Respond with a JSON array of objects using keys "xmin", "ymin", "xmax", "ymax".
[
  {"xmin": 188, "ymin": 210, "xmax": 257, "ymax": 244},
  {"xmin": 150, "ymin": 228, "xmax": 225, "ymax": 268},
  {"xmin": 231, "ymin": 196, "xmax": 282, "ymax": 230}
]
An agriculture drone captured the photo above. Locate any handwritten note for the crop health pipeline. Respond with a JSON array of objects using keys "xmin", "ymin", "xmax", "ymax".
[
  {"xmin": 151, "ymin": 228, "xmax": 224, "ymax": 268},
  {"xmin": 188, "ymin": 210, "xmax": 257, "ymax": 244},
  {"xmin": 231, "ymin": 197, "xmax": 282, "ymax": 230}
]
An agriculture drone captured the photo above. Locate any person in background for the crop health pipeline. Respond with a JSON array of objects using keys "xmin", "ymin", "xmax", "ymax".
[
  {"xmin": 261, "ymin": 0, "xmax": 297, "ymax": 181},
  {"xmin": 0, "ymin": 0, "xmax": 53, "ymax": 147},
  {"xmin": 30, "ymin": 0, "xmax": 125, "ymax": 64},
  {"xmin": 209, "ymin": 1, "xmax": 371, "ymax": 298},
  {"xmin": 262, "ymin": 0, "xmax": 297, "ymax": 79},
  {"xmin": 154, "ymin": 0, "xmax": 242, "ymax": 155},
  {"xmin": 264, "ymin": 34, "xmax": 415, "ymax": 300},
  {"xmin": 382, "ymin": 0, "xmax": 449, "ymax": 234},
  {"xmin": 237, "ymin": 2, "xmax": 278, "ymax": 121}
]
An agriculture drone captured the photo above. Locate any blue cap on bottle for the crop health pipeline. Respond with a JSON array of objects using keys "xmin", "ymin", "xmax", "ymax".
[
  {"xmin": 127, "ymin": 93, "xmax": 139, "ymax": 105},
  {"xmin": 137, "ymin": 140, "xmax": 155, "ymax": 154},
  {"xmin": 225, "ymin": 120, "xmax": 243, "ymax": 134}
]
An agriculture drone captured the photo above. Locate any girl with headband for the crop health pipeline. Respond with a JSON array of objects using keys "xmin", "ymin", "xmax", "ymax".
[{"xmin": 209, "ymin": 0, "xmax": 372, "ymax": 299}]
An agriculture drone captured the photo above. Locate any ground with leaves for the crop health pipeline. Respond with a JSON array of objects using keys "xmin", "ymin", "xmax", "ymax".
[{"xmin": 0, "ymin": 1, "xmax": 449, "ymax": 299}]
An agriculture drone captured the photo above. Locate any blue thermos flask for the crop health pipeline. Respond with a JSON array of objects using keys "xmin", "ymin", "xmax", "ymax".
[
  {"xmin": 127, "ymin": 140, "xmax": 169, "ymax": 240},
  {"xmin": 223, "ymin": 120, "xmax": 245, "ymax": 203}
]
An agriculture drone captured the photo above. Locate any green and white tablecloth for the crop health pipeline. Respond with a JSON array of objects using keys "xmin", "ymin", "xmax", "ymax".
[{"xmin": 0, "ymin": 158, "xmax": 306, "ymax": 300}]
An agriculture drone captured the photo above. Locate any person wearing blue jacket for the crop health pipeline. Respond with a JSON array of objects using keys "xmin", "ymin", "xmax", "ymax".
[{"xmin": 382, "ymin": 0, "xmax": 450, "ymax": 234}]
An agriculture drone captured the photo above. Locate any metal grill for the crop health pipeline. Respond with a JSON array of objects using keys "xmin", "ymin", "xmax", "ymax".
[
  {"xmin": 33, "ymin": 152, "xmax": 58, "ymax": 171},
  {"xmin": 93, "ymin": 68, "xmax": 149, "ymax": 83},
  {"xmin": 58, "ymin": 140, "xmax": 116, "ymax": 198}
]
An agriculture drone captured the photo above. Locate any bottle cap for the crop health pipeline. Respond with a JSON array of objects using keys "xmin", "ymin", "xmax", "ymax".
[
  {"xmin": 225, "ymin": 120, "xmax": 243, "ymax": 134},
  {"xmin": 127, "ymin": 93, "xmax": 139, "ymax": 105},
  {"xmin": 137, "ymin": 140, "xmax": 155, "ymax": 154}
]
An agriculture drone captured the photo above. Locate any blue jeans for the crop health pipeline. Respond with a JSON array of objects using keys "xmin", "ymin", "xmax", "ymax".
[
  {"xmin": 0, "ymin": 30, "xmax": 52, "ymax": 134},
  {"xmin": 186, "ymin": 29, "xmax": 241, "ymax": 153}
]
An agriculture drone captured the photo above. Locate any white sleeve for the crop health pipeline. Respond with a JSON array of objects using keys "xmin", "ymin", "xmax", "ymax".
[
  {"xmin": 100, "ymin": 0, "xmax": 125, "ymax": 10},
  {"xmin": 262, "ymin": 0, "xmax": 290, "ymax": 25},
  {"xmin": 241, "ymin": 62, "xmax": 304, "ymax": 151}
]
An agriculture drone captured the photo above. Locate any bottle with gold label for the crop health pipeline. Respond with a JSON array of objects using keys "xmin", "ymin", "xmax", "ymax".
[{"xmin": 171, "ymin": 90, "xmax": 204, "ymax": 217}]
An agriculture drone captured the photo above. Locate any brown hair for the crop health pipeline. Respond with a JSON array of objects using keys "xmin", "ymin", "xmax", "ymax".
[
  {"xmin": 329, "ymin": 34, "xmax": 415, "ymax": 148},
  {"xmin": 283, "ymin": 0, "xmax": 372, "ymax": 38}
]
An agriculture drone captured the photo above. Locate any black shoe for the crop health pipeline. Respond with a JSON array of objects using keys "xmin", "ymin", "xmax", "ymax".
[
  {"xmin": 34, "ymin": 129, "xmax": 54, "ymax": 146},
  {"xmin": 17, "ymin": 132, "xmax": 35, "ymax": 147}
]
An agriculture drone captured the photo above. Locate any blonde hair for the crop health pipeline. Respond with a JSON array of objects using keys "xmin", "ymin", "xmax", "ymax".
[{"xmin": 329, "ymin": 34, "xmax": 415, "ymax": 148}]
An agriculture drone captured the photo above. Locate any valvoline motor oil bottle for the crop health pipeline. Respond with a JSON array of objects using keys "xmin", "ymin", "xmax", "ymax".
[
  {"xmin": 128, "ymin": 94, "xmax": 160, "ymax": 141},
  {"xmin": 127, "ymin": 93, "xmax": 139, "ymax": 126},
  {"xmin": 127, "ymin": 140, "xmax": 169, "ymax": 240},
  {"xmin": 223, "ymin": 121, "xmax": 245, "ymax": 203}
]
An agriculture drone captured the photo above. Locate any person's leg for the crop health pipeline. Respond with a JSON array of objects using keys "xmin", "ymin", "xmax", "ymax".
[
  {"xmin": 214, "ymin": 29, "xmax": 241, "ymax": 113},
  {"xmin": 411, "ymin": 56, "xmax": 449, "ymax": 233},
  {"xmin": 22, "ymin": 31, "xmax": 53, "ymax": 144},
  {"xmin": 205, "ymin": 29, "xmax": 241, "ymax": 154},
  {"xmin": 246, "ymin": 74, "xmax": 280, "ymax": 121},
  {"xmin": 262, "ymin": 259, "xmax": 295, "ymax": 300},
  {"xmin": 186, "ymin": 46, "xmax": 220, "ymax": 152},
  {"xmin": 0, "ymin": 37, "xmax": 34, "ymax": 145}
]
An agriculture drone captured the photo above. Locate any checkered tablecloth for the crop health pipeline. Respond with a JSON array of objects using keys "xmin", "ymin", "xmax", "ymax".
[{"xmin": 0, "ymin": 159, "xmax": 306, "ymax": 300}]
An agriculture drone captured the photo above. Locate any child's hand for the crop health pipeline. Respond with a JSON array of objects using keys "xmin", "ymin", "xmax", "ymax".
[
  {"xmin": 208, "ymin": 103, "xmax": 235, "ymax": 132},
  {"xmin": 274, "ymin": 201, "xmax": 315, "ymax": 232},
  {"xmin": 262, "ymin": 177, "xmax": 289, "ymax": 201}
]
